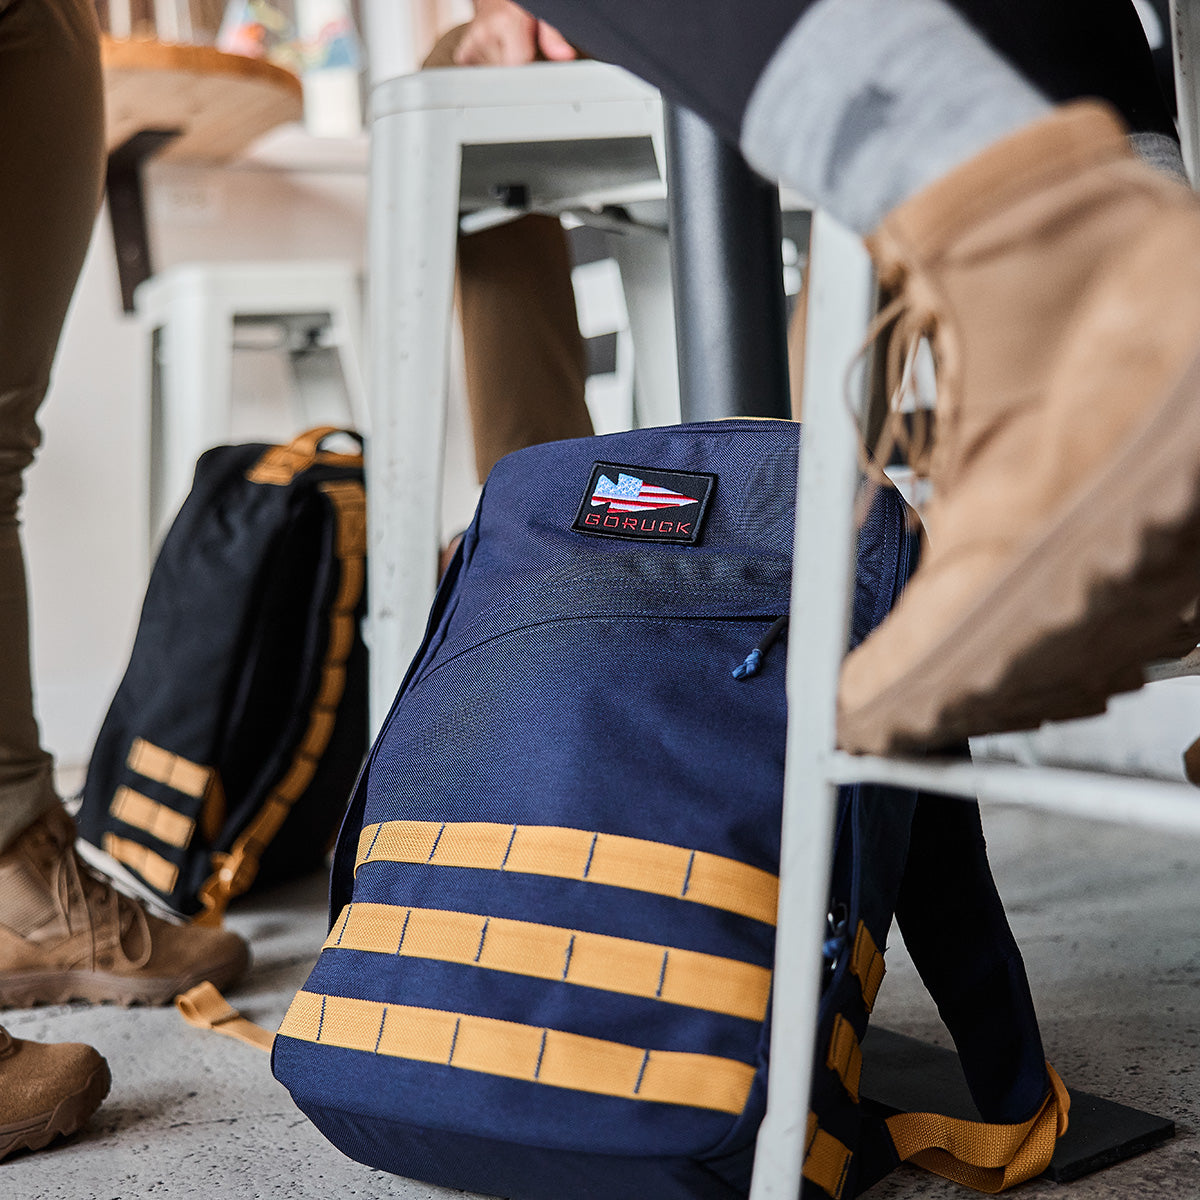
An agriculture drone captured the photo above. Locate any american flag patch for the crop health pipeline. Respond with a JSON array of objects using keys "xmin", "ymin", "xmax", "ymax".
[
  {"xmin": 590, "ymin": 473, "xmax": 698, "ymax": 512},
  {"xmin": 574, "ymin": 461, "xmax": 716, "ymax": 545}
]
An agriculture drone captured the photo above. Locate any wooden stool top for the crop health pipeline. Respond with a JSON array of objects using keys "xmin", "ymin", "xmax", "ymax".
[{"xmin": 102, "ymin": 36, "xmax": 304, "ymax": 163}]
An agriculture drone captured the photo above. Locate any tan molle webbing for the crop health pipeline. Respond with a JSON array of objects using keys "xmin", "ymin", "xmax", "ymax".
[
  {"xmin": 355, "ymin": 821, "xmax": 779, "ymax": 926},
  {"xmin": 803, "ymin": 1111, "xmax": 853, "ymax": 1199},
  {"xmin": 103, "ymin": 833, "xmax": 179, "ymax": 894},
  {"xmin": 886, "ymin": 1063, "xmax": 1070, "ymax": 1194},
  {"xmin": 849, "ymin": 921, "xmax": 885, "ymax": 1012},
  {"xmin": 825, "ymin": 1013, "xmax": 862, "ymax": 1102},
  {"xmin": 176, "ymin": 982, "xmax": 275, "ymax": 1052},
  {"xmin": 278, "ymin": 990, "xmax": 756, "ymax": 1115},
  {"xmin": 195, "ymin": 477, "xmax": 366, "ymax": 926},
  {"xmin": 326, "ymin": 901, "xmax": 772, "ymax": 1021},
  {"xmin": 110, "ymin": 786, "xmax": 195, "ymax": 850},
  {"xmin": 127, "ymin": 737, "xmax": 213, "ymax": 798},
  {"xmin": 126, "ymin": 737, "xmax": 226, "ymax": 844},
  {"xmin": 246, "ymin": 426, "xmax": 364, "ymax": 486}
]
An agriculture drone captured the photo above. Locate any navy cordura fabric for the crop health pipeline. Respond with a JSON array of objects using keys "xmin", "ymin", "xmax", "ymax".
[{"xmin": 274, "ymin": 422, "xmax": 1048, "ymax": 1199}]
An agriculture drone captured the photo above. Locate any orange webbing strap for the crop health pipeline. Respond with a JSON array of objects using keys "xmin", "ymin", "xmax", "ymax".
[
  {"xmin": 246, "ymin": 427, "xmax": 363, "ymax": 486},
  {"xmin": 324, "ymin": 901, "xmax": 772, "ymax": 1020},
  {"xmin": 176, "ymin": 982, "xmax": 275, "ymax": 1052},
  {"xmin": 825, "ymin": 1013, "xmax": 862, "ymax": 1102},
  {"xmin": 278, "ymin": 990, "xmax": 756, "ymax": 1114},
  {"xmin": 194, "ymin": 476, "xmax": 366, "ymax": 926},
  {"xmin": 803, "ymin": 1112, "xmax": 853, "ymax": 1199},
  {"xmin": 848, "ymin": 921, "xmax": 885, "ymax": 1013},
  {"xmin": 885, "ymin": 1063, "xmax": 1070, "ymax": 1193},
  {"xmin": 355, "ymin": 820, "xmax": 779, "ymax": 926}
]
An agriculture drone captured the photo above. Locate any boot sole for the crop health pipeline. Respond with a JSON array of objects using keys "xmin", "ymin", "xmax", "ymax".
[
  {"xmin": 839, "ymin": 342, "xmax": 1200, "ymax": 754},
  {"xmin": 0, "ymin": 942, "xmax": 250, "ymax": 1009},
  {"xmin": 0, "ymin": 1059, "xmax": 111, "ymax": 1162}
]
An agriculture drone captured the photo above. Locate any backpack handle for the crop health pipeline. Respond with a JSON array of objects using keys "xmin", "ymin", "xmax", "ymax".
[{"xmin": 247, "ymin": 426, "xmax": 364, "ymax": 486}]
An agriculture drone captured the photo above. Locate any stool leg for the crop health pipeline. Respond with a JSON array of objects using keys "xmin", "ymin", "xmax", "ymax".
[
  {"xmin": 326, "ymin": 276, "xmax": 368, "ymax": 434},
  {"xmin": 1171, "ymin": 0, "xmax": 1200, "ymax": 184},
  {"xmin": 288, "ymin": 318, "xmax": 354, "ymax": 430},
  {"xmin": 367, "ymin": 108, "xmax": 463, "ymax": 730},
  {"xmin": 152, "ymin": 287, "xmax": 234, "ymax": 544},
  {"xmin": 750, "ymin": 214, "xmax": 876, "ymax": 1200},
  {"xmin": 606, "ymin": 225, "xmax": 681, "ymax": 427}
]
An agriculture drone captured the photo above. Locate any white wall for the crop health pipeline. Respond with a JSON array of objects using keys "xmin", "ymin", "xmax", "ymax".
[{"xmin": 25, "ymin": 156, "xmax": 370, "ymax": 770}]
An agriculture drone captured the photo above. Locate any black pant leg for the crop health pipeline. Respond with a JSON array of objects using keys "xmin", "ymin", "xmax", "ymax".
[{"xmin": 523, "ymin": 0, "xmax": 1173, "ymax": 149}]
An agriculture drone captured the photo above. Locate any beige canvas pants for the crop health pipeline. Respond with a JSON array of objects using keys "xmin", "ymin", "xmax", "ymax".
[
  {"xmin": 0, "ymin": 0, "xmax": 105, "ymax": 849},
  {"xmin": 425, "ymin": 25, "xmax": 595, "ymax": 482},
  {"xmin": 426, "ymin": 23, "xmax": 808, "ymax": 485}
]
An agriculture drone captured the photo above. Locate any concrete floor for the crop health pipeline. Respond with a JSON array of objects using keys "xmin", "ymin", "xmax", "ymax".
[{"xmin": 3, "ymin": 801, "xmax": 1200, "ymax": 1200}]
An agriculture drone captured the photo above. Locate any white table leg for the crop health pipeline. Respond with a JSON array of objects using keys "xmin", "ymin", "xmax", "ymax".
[
  {"xmin": 606, "ymin": 225, "xmax": 681, "ymax": 428},
  {"xmin": 366, "ymin": 108, "xmax": 463, "ymax": 732},
  {"xmin": 750, "ymin": 214, "xmax": 876, "ymax": 1199}
]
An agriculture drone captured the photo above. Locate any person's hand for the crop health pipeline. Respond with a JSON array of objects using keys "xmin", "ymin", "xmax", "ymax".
[{"xmin": 453, "ymin": 0, "xmax": 577, "ymax": 66}]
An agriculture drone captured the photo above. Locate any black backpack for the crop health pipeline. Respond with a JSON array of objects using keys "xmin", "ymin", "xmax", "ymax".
[{"xmin": 78, "ymin": 427, "xmax": 368, "ymax": 924}]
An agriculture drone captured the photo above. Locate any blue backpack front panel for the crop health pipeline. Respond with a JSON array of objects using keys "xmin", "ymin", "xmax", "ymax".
[{"xmin": 273, "ymin": 422, "xmax": 919, "ymax": 1199}]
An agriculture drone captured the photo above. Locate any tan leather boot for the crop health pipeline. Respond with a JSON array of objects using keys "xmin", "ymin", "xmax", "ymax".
[
  {"xmin": 0, "ymin": 807, "xmax": 249, "ymax": 1007},
  {"xmin": 0, "ymin": 1027, "xmax": 109, "ymax": 1160},
  {"xmin": 840, "ymin": 102, "xmax": 1200, "ymax": 754}
]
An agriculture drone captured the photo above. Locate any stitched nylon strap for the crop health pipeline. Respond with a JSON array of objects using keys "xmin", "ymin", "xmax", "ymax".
[
  {"xmin": 278, "ymin": 990, "xmax": 756, "ymax": 1114},
  {"xmin": 849, "ymin": 921, "xmax": 885, "ymax": 1012},
  {"xmin": 176, "ymin": 982, "xmax": 275, "ymax": 1052},
  {"xmin": 103, "ymin": 833, "xmax": 179, "ymax": 893},
  {"xmin": 804, "ymin": 1112, "xmax": 853, "ymax": 1199},
  {"xmin": 246, "ymin": 426, "xmax": 364, "ymax": 486},
  {"xmin": 126, "ymin": 737, "xmax": 227, "ymax": 851},
  {"xmin": 356, "ymin": 821, "xmax": 779, "ymax": 926},
  {"xmin": 111, "ymin": 786, "xmax": 195, "ymax": 849},
  {"xmin": 886, "ymin": 1063, "xmax": 1070, "ymax": 1193},
  {"xmin": 127, "ymin": 737, "xmax": 213, "ymax": 799},
  {"xmin": 326, "ymin": 901, "xmax": 771, "ymax": 1021},
  {"xmin": 195, "ymin": 475, "xmax": 366, "ymax": 926},
  {"xmin": 825, "ymin": 1013, "xmax": 862, "ymax": 1102}
]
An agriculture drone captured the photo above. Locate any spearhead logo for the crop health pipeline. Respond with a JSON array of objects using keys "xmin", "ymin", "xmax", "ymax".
[
  {"xmin": 590, "ymin": 473, "xmax": 698, "ymax": 512},
  {"xmin": 574, "ymin": 461, "xmax": 716, "ymax": 544}
]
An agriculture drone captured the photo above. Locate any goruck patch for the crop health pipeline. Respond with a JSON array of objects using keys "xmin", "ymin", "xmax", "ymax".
[{"xmin": 572, "ymin": 462, "xmax": 716, "ymax": 544}]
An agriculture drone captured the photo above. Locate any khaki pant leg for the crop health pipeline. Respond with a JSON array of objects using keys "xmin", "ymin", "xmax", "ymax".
[
  {"xmin": 0, "ymin": 0, "xmax": 104, "ymax": 849},
  {"xmin": 425, "ymin": 25, "xmax": 592, "ymax": 483}
]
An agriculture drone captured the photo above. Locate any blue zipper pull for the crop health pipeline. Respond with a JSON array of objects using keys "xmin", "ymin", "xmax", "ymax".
[{"xmin": 732, "ymin": 616, "xmax": 789, "ymax": 679}]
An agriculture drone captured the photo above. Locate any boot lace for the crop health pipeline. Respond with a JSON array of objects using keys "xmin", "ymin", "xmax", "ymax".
[
  {"xmin": 49, "ymin": 833, "xmax": 153, "ymax": 972},
  {"xmin": 846, "ymin": 275, "xmax": 938, "ymax": 524}
]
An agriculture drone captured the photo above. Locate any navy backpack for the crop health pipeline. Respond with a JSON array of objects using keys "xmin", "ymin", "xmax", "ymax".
[{"xmin": 270, "ymin": 421, "xmax": 1067, "ymax": 1198}]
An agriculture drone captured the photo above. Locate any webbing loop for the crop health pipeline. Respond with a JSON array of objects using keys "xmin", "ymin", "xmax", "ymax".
[
  {"xmin": 886, "ymin": 1062, "xmax": 1070, "ymax": 1193},
  {"xmin": 803, "ymin": 1112, "xmax": 852, "ymax": 1199},
  {"xmin": 176, "ymin": 982, "xmax": 275, "ymax": 1052}
]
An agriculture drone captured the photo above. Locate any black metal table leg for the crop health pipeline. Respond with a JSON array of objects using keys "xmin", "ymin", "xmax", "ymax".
[
  {"xmin": 663, "ymin": 101, "xmax": 790, "ymax": 422},
  {"xmin": 106, "ymin": 129, "xmax": 181, "ymax": 314}
]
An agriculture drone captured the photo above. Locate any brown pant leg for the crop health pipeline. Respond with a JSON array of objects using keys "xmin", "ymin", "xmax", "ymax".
[
  {"xmin": 0, "ymin": 0, "xmax": 105, "ymax": 849},
  {"xmin": 425, "ymin": 26, "xmax": 592, "ymax": 483}
]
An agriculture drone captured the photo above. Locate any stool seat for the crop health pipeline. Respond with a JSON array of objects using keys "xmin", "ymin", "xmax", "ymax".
[
  {"xmin": 367, "ymin": 60, "xmax": 688, "ymax": 725},
  {"xmin": 136, "ymin": 260, "xmax": 365, "ymax": 546}
]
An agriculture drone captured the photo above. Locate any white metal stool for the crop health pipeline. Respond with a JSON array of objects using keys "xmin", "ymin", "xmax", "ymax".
[
  {"xmin": 752, "ymin": 25, "xmax": 1200, "ymax": 1186},
  {"xmin": 136, "ymin": 260, "xmax": 367, "ymax": 545},
  {"xmin": 366, "ymin": 60, "xmax": 681, "ymax": 726}
]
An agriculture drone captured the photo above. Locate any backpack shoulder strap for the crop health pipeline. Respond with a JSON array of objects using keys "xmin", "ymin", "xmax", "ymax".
[
  {"xmin": 195, "ymin": 459, "xmax": 366, "ymax": 925},
  {"xmin": 884, "ymin": 791, "xmax": 1070, "ymax": 1191}
]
